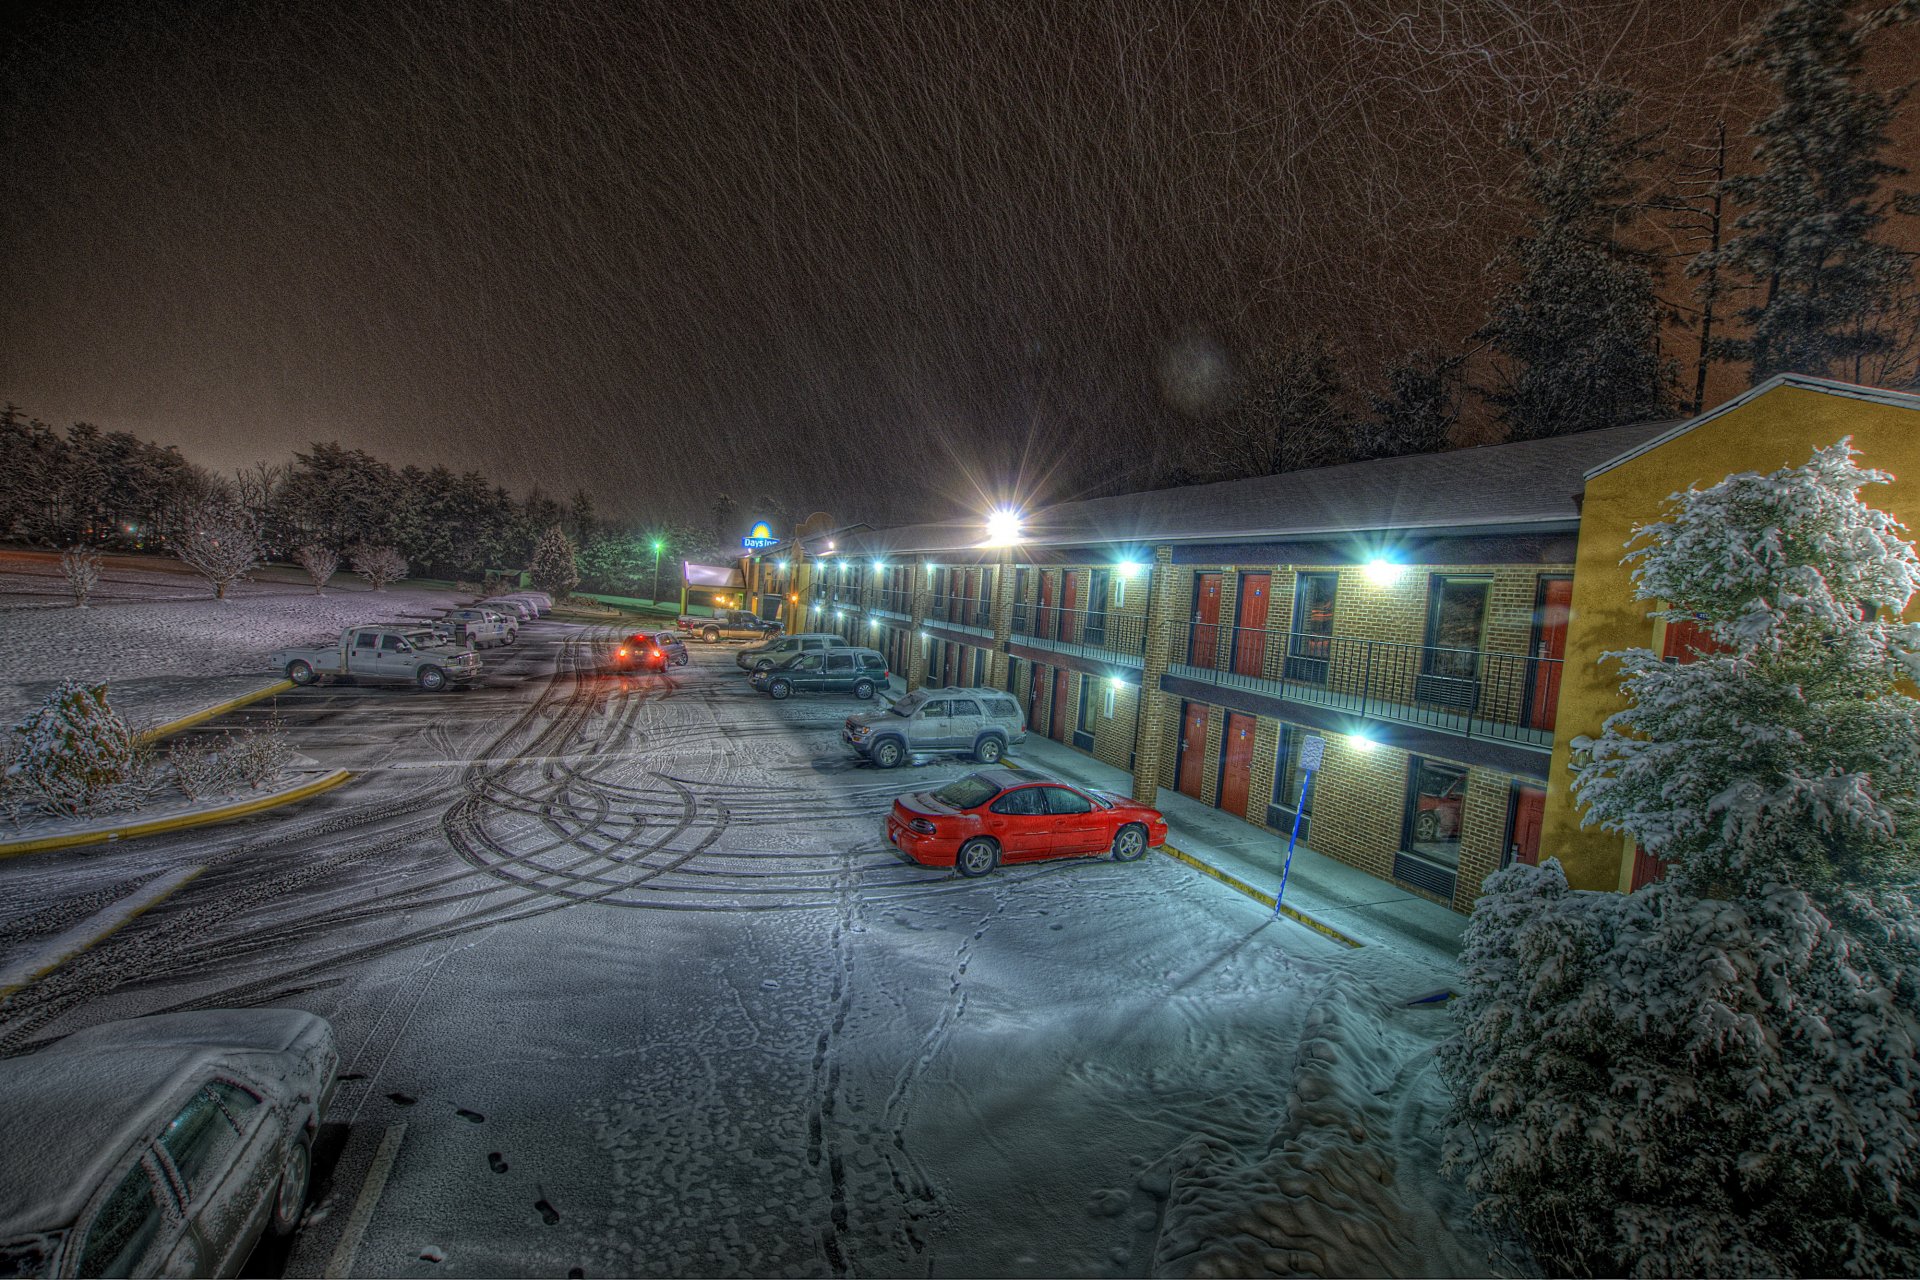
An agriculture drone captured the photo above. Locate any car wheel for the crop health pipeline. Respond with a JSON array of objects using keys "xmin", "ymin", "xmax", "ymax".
[
  {"xmin": 853, "ymin": 679, "xmax": 875, "ymax": 700},
  {"xmin": 870, "ymin": 738, "xmax": 905, "ymax": 769},
  {"xmin": 973, "ymin": 735, "xmax": 1004, "ymax": 764},
  {"xmin": 956, "ymin": 837, "xmax": 1000, "ymax": 878},
  {"xmin": 703, "ymin": 627, "xmax": 721, "ymax": 643},
  {"xmin": 267, "ymin": 1135, "xmax": 313, "ymax": 1239},
  {"xmin": 286, "ymin": 660, "xmax": 315, "ymax": 686},
  {"xmin": 1112, "ymin": 823, "xmax": 1148, "ymax": 862},
  {"xmin": 1414, "ymin": 811, "xmax": 1439, "ymax": 843},
  {"xmin": 769, "ymin": 678, "xmax": 791, "ymax": 700},
  {"xmin": 417, "ymin": 665, "xmax": 448, "ymax": 692}
]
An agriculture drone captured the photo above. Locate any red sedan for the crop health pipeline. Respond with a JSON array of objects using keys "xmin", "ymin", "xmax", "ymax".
[{"xmin": 887, "ymin": 768, "xmax": 1168, "ymax": 877}]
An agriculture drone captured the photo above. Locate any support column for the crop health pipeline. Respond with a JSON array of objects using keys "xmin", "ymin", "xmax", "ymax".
[
  {"xmin": 987, "ymin": 548, "xmax": 1016, "ymax": 688},
  {"xmin": 1130, "ymin": 545, "xmax": 1180, "ymax": 805},
  {"xmin": 906, "ymin": 556, "xmax": 932, "ymax": 690}
]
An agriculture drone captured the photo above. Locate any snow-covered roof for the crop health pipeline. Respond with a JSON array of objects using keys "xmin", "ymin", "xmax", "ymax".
[
  {"xmin": 834, "ymin": 419, "xmax": 1680, "ymax": 557},
  {"xmin": 1584, "ymin": 374, "xmax": 1920, "ymax": 480},
  {"xmin": 682, "ymin": 562, "xmax": 742, "ymax": 587}
]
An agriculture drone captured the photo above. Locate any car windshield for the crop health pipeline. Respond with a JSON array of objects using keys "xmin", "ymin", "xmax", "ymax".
[
  {"xmin": 931, "ymin": 775, "xmax": 999, "ymax": 810},
  {"xmin": 890, "ymin": 690, "xmax": 929, "ymax": 718}
]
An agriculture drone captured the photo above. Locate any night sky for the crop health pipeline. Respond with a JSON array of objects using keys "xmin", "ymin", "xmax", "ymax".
[{"xmin": 1, "ymin": 0, "xmax": 1867, "ymax": 527}]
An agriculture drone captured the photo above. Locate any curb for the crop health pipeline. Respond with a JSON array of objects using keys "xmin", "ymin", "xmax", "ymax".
[
  {"xmin": 135, "ymin": 680, "xmax": 296, "ymax": 744},
  {"xmin": 1158, "ymin": 842, "xmax": 1364, "ymax": 949},
  {"xmin": 0, "ymin": 769, "xmax": 354, "ymax": 858}
]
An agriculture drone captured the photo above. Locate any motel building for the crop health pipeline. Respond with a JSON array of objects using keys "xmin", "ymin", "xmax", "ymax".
[{"xmin": 744, "ymin": 376, "xmax": 1920, "ymax": 912}]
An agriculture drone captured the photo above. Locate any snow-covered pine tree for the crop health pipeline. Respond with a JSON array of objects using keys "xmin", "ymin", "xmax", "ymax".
[
  {"xmin": 530, "ymin": 524, "xmax": 579, "ymax": 599},
  {"xmin": 1352, "ymin": 349, "xmax": 1462, "ymax": 461},
  {"xmin": 1442, "ymin": 442, "xmax": 1920, "ymax": 1277},
  {"xmin": 1484, "ymin": 86, "xmax": 1671, "ymax": 441},
  {"xmin": 6, "ymin": 680, "xmax": 136, "ymax": 815},
  {"xmin": 1699, "ymin": 0, "xmax": 1916, "ymax": 384}
]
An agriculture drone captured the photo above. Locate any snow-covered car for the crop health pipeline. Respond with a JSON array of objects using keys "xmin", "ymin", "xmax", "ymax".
[
  {"xmin": 0, "ymin": 1009, "xmax": 339, "ymax": 1279},
  {"xmin": 481, "ymin": 597, "xmax": 536, "ymax": 624},
  {"xmin": 272, "ymin": 626, "xmax": 481, "ymax": 691},
  {"xmin": 843, "ymin": 687, "xmax": 1028, "ymax": 768},
  {"xmin": 440, "ymin": 607, "xmax": 516, "ymax": 647},
  {"xmin": 512, "ymin": 591, "xmax": 553, "ymax": 615},
  {"xmin": 735, "ymin": 632, "xmax": 849, "ymax": 672}
]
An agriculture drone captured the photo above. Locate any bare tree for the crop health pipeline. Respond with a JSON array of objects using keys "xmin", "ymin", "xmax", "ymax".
[
  {"xmin": 294, "ymin": 543, "xmax": 339, "ymax": 595},
  {"xmin": 59, "ymin": 545, "xmax": 102, "ymax": 607},
  {"xmin": 347, "ymin": 542, "xmax": 408, "ymax": 591},
  {"xmin": 161, "ymin": 481, "xmax": 264, "ymax": 600}
]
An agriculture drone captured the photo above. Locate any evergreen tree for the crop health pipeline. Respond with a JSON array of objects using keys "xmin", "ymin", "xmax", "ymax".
[
  {"xmin": 1484, "ymin": 86, "xmax": 1670, "ymax": 440},
  {"xmin": 1699, "ymin": 0, "xmax": 1917, "ymax": 383},
  {"xmin": 1443, "ymin": 442, "xmax": 1920, "ymax": 1275},
  {"xmin": 1352, "ymin": 350, "xmax": 1462, "ymax": 461},
  {"xmin": 530, "ymin": 524, "xmax": 580, "ymax": 599},
  {"xmin": 1190, "ymin": 337, "xmax": 1350, "ymax": 479},
  {"xmin": 568, "ymin": 489, "xmax": 598, "ymax": 547}
]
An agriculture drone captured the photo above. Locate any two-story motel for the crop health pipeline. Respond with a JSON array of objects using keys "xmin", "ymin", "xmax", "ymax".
[{"xmin": 743, "ymin": 376, "xmax": 1920, "ymax": 911}]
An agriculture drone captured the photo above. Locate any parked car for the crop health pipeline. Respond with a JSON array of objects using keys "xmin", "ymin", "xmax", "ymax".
[
  {"xmin": 606, "ymin": 630, "xmax": 688, "ymax": 673},
  {"xmin": 0, "ymin": 1009, "xmax": 338, "ymax": 1279},
  {"xmin": 1413, "ymin": 774, "xmax": 1467, "ymax": 843},
  {"xmin": 750, "ymin": 647, "xmax": 888, "ymax": 700},
  {"xmin": 886, "ymin": 768, "xmax": 1168, "ymax": 876},
  {"xmin": 512, "ymin": 591, "xmax": 553, "ymax": 615},
  {"xmin": 735, "ymin": 632, "xmax": 850, "ymax": 672},
  {"xmin": 271, "ymin": 626, "xmax": 481, "ymax": 691},
  {"xmin": 440, "ymin": 608, "xmax": 516, "ymax": 647},
  {"xmin": 482, "ymin": 597, "xmax": 535, "ymax": 624},
  {"xmin": 842, "ymin": 686, "xmax": 1028, "ymax": 768},
  {"xmin": 679, "ymin": 610, "xmax": 781, "ymax": 643}
]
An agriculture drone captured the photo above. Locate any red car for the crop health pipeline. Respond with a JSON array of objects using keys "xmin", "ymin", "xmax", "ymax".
[{"xmin": 887, "ymin": 768, "xmax": 1169, "ymax": 877}]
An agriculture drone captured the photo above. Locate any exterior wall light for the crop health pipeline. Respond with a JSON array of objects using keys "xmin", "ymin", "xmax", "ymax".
[
  {"xmin": 984, "ymin": 508, "xmax": 1023, "ymax": 546},
  {"xmin": 1364, "ymin": 558, "xmax": 1403, "ymax": 587},
  {"xmin": 1349, "ymin": 730, "xmax": 1376, "ymax": 752},
  {"xmin": 1117, "ymin": 561, "xmax": 1144, "ymax": 577}
]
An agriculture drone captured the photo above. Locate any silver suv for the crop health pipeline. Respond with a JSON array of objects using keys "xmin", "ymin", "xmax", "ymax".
[
  {"xmin": 737, "ymin": 632, "xmax": 849, "ymax": 672},
  {"xmin": 842, "ymin": 686, "xmax": 1028, "ymax": 769}
]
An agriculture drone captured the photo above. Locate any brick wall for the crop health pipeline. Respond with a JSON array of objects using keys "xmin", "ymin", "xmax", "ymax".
[
  {"xmin": 1455, "ymin": 766, "xmax": 1512, "ymax": 912},
  {"xmin": 1092, "ymin": 681, "xmax": 1138, "ymax": 771}
]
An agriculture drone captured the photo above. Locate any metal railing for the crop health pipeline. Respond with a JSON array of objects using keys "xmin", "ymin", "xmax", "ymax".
[
  {"xmin": 1011, "ymin": 602, "xmax": 1147, "ymax": 665},
  {"xmin": 927, "ymin": 592, "xmax": 993, "ymax": 629},
  {"xmin": 1167, "ymin": 621, "xmax": 1562, "ymax": 748}
]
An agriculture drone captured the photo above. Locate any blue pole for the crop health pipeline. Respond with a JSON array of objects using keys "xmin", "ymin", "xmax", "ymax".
[{"xmin": 1273, "ymin": 768, "xmax": 1313, "ymax": 916}]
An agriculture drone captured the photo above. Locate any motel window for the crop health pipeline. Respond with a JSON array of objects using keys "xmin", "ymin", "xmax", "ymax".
[
  {"xmin": 1267, "ymin": 723, "xmax": 1318, "ymax": 836},
  {"xmin": 1286, "ymin": 573, "xmax": 1337, "ymax": 679},
  {"xmin": 1076, "ymin": 676, "xmax": 1094, "ymax": 733},
  {"xmin": 1085, "ymin": 570, "xmax": 1110, "ymax": 646},
  {"xmin": 1403, "ymin": 758, "xmax": 1468, "ymax": 872},
  {"xmin": 1423, "ymin": 576, "xmax": 1490, "ymax": 680}
]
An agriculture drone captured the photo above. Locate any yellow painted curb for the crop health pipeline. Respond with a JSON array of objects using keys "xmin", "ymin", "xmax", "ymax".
[
  {"xmin": 0, "ymin": 769, "xmax": 354, "ymax": 858},
  {"xmin": 135, "ymin": 680, "xmax": 296, "ymax": 744},
  {"xmin": 1159, "ymin": 842, "xmax": 1363, "ymax": 949}
]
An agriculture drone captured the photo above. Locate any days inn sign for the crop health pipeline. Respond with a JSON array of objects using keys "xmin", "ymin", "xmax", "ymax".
[{"xmin": 741, "ymin": 521, "xmax": 780, "ymax": 550}]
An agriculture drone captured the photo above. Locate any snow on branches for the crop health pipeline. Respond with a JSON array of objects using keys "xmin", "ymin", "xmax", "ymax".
[
  {"xmin": 59, "ymin": 545, "xmax": 102, "ymax": 607},
  {"xmin": 4, "ymin": 680, "xmax": 136, "ymax": 815},
  {"xmin": 347, "ymin": 543, "xmax": 407, "ymax": 591},
  {"xmin": 531, "ymin": 524, "xmax": 579, "ymax": 599},
  {"xmin": 294, "ymin": 543, "xmax": 339, "ymax": 595},
  {"xmin": 162, "ymin": 484, "xmax": 265, "ymax": 600}
]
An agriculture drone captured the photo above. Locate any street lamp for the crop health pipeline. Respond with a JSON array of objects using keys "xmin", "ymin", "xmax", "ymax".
[{"xmin": 650, "ymin": 539, "xmax": 665, "ymax": 605}]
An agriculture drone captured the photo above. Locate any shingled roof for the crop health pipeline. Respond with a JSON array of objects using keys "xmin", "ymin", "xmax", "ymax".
[{"xmin": 833, "ymin": 418, "xmax": 1680, "ymax": 557}]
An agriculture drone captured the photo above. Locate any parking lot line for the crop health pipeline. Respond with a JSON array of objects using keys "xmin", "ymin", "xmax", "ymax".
[
  {"xmin": 0, "ymin": 865, "xmax": 204, "ymax": 998},
  {"xmin": 323, "ymin": 1121, "xmax": 409, "ymax": 1279}
]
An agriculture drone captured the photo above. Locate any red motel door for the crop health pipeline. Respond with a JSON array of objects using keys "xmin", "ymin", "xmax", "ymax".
[
  {"xmin": 1232, "ymin": 573, "xmax": 1270, "ymax": 677},
  {"xmin": 1052, "ymin": 669, "xmax": 1069, "ymax": 741},
  {"xmin": 1631, "ymin": 844, "xmax": 1670, "ymax": 890},
  {"xmin": 1510, "ymin": 784, "xmax": 1546, "ymax": 865},
  {"xmin": 1527, "ymin": 576, "xmax": 1573, "ymax": 730},
  {"xmin": 1177, "ymin": 702, "xmax": 1210, "ymax": 798},
  {"xmin": 1059, "ymin": 571, "xmax": 1079, "ymax": 642},
  {"xmin": 1190, "ymin": 574, "xmax": 1222, "ymax": 668},
  {"xmin": 1218, "ymin": 713, "xmax": 1255, "ymax": 815},
  {"xmin": 1663, "ymin": 616, "xmax": 1727, "ymax": 664}
]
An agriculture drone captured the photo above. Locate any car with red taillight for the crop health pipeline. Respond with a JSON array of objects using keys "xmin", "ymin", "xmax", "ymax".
[
  {"xmin": 606, "ymin": 630, "xmax": 686, "ymax": 673},
  {"xmin": 886, "ymin": 768, "xmax": 1168, "ymax": 877}
]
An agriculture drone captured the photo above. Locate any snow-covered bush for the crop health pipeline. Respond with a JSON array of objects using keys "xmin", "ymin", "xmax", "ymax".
[
  {"xmin": 60, "ymin": 545, "xmax": 102, "ymax": 607},
  {"xmin": 531, "ymin": 524, "xmax": 579, "ymax": 599},
  {"xmin": 1443, "ymin": 442, "xmax": 1920, "ymax": 1277},
  {"xmin": 228, "ymin": 717, "xmax": 291, "ymax": 788},
  {"xmin": 5, "ymin": 680, "xmax": 137, "ymax": 815},
  {"xmin": 167, "ymin": 717, "xmax": 291, "ymax": 799},
  {"xmin": 294, "ymin": 543, "xmax": 339, "ymax": 595},
  {"xmin": 348, "ymin": 542, "xmax": 407, "ymax": 591},
  {"xmin": 167, "ymin": 735, "xmax": 237, "ymax": 801}
]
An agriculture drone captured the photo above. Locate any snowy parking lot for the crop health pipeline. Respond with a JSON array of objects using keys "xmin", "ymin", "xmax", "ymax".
[{"xmin": 0, "ymin": 607, "xmax": 1486, "ymax": 1277}]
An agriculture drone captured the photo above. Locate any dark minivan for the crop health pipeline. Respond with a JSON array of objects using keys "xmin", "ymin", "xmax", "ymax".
[{"xmin": 749, "ymin": 647, "xmax": 889, "ymax": 700}]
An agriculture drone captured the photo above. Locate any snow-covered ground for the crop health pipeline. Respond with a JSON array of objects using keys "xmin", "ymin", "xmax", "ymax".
[
  {"xmin": 0, "ymin": 551, "xmax": 470, "ymax": 729},
  {"xmin": 0, "ymin": 624, "xmax": 1492, "ymax": 1277}
]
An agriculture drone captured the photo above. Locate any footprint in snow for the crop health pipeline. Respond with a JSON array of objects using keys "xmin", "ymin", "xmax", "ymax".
[
  {"xmin": 489, "ymin": 1152, "xmax": 509, "ymax": 1173},
  {"xmin": 535, "ymin": 1198, "xmax": 561, "ymax": 1225},
  {"xmin": 455, "ymin": 1107, "xmax": 485, "ymax": 1123},
  {"xmin": 418, "ymin": 1247, "xmax": 445, "ymax": 1263},
  {"xmin": 386, "ymin": 1092, "xmax": 417, "ymax": 1107}
]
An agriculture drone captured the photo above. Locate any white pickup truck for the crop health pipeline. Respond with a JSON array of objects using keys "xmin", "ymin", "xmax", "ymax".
[{"xmin": 272, "ymin": 626, "xmax": 482, "ymax": 692}]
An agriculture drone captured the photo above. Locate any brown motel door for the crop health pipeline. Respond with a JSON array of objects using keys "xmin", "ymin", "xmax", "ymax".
[
  {"xmin": 1189, "ymin": 573, "xmax": 1222, "ymax": 668},
  {"xmin": 1177, "ymin": 702, "xmax": 1210, "ymax": 799},
  {"xmin": 1059, "ymin": 570, "xmax": 1079, "ymax": 642},
  {"xmin": 1051, "ymin": 669, "xmax": 1069, "ymax": 741},
  {"xmin": 1527, "ymin": 576, "xmax": 1573, "ymax": 730},
  {"xmin": 1218, "ymin": 712, "xmax": 1255, "ymax": 816},
  {"xmin": 1233, "ymin": 573, "xmax": 1269, "ymax": 677},
  {"xmin": 1509, "ymin": 784, "xmax": 1545, "ymax": 866}
]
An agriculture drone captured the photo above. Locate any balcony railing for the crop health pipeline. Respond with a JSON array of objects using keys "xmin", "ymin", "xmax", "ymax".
[
  {"xmin": 1167, "ymin": 621, "xmax": 1562, "ymax": 748},
  {"xmin": 1011, "ymin": 603, "xmax": 1146, "ymax": 666},
  {"xmin": 926, "ymin": 592, "xmax": 993, "ymax": 631}
]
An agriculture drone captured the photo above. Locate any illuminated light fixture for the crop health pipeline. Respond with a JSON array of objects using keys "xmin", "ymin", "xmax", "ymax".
[
  {"xmin": 869, "ymin": 618, "xmax": 880, "ymax": 629},
  {"xmin": 1349, "ymin": 730, "xmax": 1376, "ymax": 752},
  {"xmin": 984, "ymin": 508, "xmax": 1023, "ymax": 546},
  {"xmin": 1117, "ymin": 560, "xmax": 1144, "ymax": 578},
  {"xmin": 1364, "ymin": 558, "xmax": 1403, "ymax": 587},
  {"xmin": 789, "ymin": 592, "xmax": 798, "ymax": 603},
  {"xmin": 835, "ymin": 609, "xmax": 845, "ymax": 618},
  {"xmin": 826, "ymin": 540, "xmax": 836, "ymax": 550},
  {"xmin": 777, "ymin": 559, "xmax": 789, "ymax": 571}
]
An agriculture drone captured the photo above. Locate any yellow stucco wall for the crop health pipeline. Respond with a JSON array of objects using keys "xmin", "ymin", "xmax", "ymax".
[{"xmin": 1542, "ymin": 381, "xmax": 1920, "ymax": 890}]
